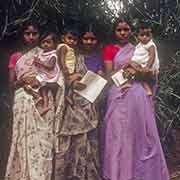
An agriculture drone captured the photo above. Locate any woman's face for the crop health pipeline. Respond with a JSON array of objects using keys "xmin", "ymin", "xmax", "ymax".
[
  {"xmin": 23, "ymin": 25, "xmax": 39, "ymax": 47},
  {"xmin": 82, "ymin": 32, "xmax": 98, "ymax": 52},
  {"xmin": 114, "ymin": 22, "xmax": 131, "ymax": 44}
]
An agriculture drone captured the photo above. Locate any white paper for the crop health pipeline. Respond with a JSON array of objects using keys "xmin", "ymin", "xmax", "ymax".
[
  {"xmin": 74, "ymin": 71, "xmax": 107, "ymax": 103},
  {"xmin": 111, "ymin": 70, "xmax": 128, "ymax": 87}
]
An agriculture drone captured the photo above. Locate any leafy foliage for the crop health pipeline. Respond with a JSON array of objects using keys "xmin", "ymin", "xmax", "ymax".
[
  {"xmin": 0, "ymin": 0, "xmax": 180, "ymax": 39},
  {"xmin": 156, "ymin": 51, "xmax": 180, "ymax": 155}
]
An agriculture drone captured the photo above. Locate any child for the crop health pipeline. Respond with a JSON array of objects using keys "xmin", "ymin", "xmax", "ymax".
[
  {"xmin": 81, "ymin": 28, "xmax": 103, "ymax": 75},
  {"xmin": 32, "ymin": 31, "xmax": 59, "ymax": 115},
  {"xmin": 57, "ymin": 28, "xmax": 85, "ymax": 105},
  {"xmin": 122, "ymin": 22, "xmax": 159, "ymax": 96}
]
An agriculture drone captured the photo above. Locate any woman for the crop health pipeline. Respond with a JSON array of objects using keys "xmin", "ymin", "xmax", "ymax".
[
  {"xmin": 5, "ymin": 21, "xmax": 61, "ymax": 180},
  {"xmin": 80, "ymin": 27, "xmax": 103, "ymax": 74},
  {"xmin": 53, "ymin": 27, "xmax": 101, "ymax": 180},
  {"xmin": 101, "ymin": 19, "xmax": 169, "ymax": 180}
]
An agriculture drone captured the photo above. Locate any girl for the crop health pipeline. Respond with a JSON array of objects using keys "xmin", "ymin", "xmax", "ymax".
[
  {"xmin": 80, "ymin": 27, "xmax": 103, "ymax": 74},
  {"xmin": 121, "ymin": 22, "xmax": 159, "ymax": 96},
  {"xmin": 57, "ymin": 28, "xmax": 85, "ymax": 105},
  {"xmin": 34, "ymin": 31, "xmax": 60, "ymax": 115},
  {"xmin": 53, "ymin": 27, "xmax": 101, "ymax": 180}
]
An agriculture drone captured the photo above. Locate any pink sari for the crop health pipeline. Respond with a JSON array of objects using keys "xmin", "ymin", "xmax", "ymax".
[{"xmin": 102, "ymin": 43, "xmax": 169, "ymax": 180}]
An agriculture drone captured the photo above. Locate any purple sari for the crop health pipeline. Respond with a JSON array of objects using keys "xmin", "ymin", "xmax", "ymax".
[{"xmin": 102, "ymin": 43, "xmax": 169, "ymax": 180}]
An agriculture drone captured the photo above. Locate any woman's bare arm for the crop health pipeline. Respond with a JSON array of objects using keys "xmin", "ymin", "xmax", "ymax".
[
  {"xmin": 9, "ymin": 69, "xmax": 24, "ymax": 90},
  {"xmin": 104, "ymin": 61, "xmax": 113, "ymax": 75}
]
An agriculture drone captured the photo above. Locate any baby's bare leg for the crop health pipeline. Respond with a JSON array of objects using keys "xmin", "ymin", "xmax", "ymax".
[
  {"xmin": 41, "ymin": 89, "xmax": 48, "ymax": 108},
  {"xmin": 40, "ymin": 88, "xmax": 50, "ymax": 116},
  {"xmin": 142, "ymin": 82, "xmax": 153, "ymax": 96}
]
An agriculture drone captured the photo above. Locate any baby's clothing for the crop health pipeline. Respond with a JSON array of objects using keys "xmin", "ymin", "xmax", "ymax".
[
  {"xmin": 57, "ymin": 43, "xmax": 76, "ymax": 74},
  {"xmin": 131, "ymin": 39, "xmax": 159, "ymax": 71},
  {"xmin": 36, "ymin": 50, "xmax": 60, "ymax": 85}
]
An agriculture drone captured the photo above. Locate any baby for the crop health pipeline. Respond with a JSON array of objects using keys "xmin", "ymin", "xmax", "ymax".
[
  {"xmin": 122, "ymin": 22, "xmax": 159, "ymax": 96},
  {"xmin": 57, "ymin": 28, "xmax": 85, "ymax": 105},
  {"xmin": 31, "ymin": 31, "xmax": 59, "ymax": 115}
]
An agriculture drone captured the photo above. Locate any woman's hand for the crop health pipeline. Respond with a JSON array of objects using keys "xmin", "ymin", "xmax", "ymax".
[
  {"xmin": 139, "ymin": 67, "xmax": 153, "ymax": 76},
  {"xmin": 65, "ymin": 73, "xmax": 83, "ymax": 88},
  {"xmin": 72, "ymin": 80, "xmax": 87, "ymax": 90},
  {"xmin": 33, "ymin": 57, "xmax": 41, "ymax": 67},
  {"xmin": 68, "ymin": 73, "xmax": 82, "ymax": 81},
  {"xmin": 14, "ymin": 79, "xmax": 25, "ymax": 90},
  {"xmin": 125, "ymin": 67, "xmax": 136, "ymax": 76}
]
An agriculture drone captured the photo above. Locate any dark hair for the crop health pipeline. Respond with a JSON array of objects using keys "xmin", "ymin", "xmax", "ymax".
[
  {"xmin": 113, "ymin": 17, "xmax": 131, "ymax": 32},
  {"xmin": 81, "ymin": 24, "xmax": 99, "ymax": 37},
  {"xmin": 39, "ymin": 31, "xmax": 57, "ymax": 45},
  {"xmin": 61, "ymin": 27, "xmax": 80, "ymax": 37},
  {"xmin": 21, "ymin": 20, "xmax": 40, "ymax": 34},
  {"xmin": 137, "ymin": 20, "xmax": 152, "ymax": 33}
]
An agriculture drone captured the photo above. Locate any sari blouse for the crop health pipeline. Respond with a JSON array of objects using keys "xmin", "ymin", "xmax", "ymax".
[{"xmin": 102, "ymin": 44, "xmax": 120, "ymax": 62}]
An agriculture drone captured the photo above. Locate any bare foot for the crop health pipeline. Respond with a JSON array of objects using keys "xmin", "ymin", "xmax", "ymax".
[{"xmin": 147, "ymin": 91, "xmax": 153, "ymax": 96}]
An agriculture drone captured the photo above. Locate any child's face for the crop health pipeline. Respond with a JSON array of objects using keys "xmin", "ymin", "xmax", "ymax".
[
  {"xmin": 40, "ymin": 34, "xmax": 55, "ymax": 52},
  {"xmin": 82, "ymin": 32, "xmax": 98, "ymax": 52},
  {"xmin": 137, "ymin": 28, "xmax": 152, "ymax": 44},
  {"xmin": 62, "ymin": 33, "xmax": 78, "ymax": 48}
]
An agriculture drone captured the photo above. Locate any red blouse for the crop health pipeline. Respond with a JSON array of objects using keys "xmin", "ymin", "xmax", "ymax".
[
  {"xmin": 8, "ymin": 52, "xmax": 23, "ymax": 69},
  {"xmin": 102, "ymin": 44, "xmax": 120, "ymax": 62}
]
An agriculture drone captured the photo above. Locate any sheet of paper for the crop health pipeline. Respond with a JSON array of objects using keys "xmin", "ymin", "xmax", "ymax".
[
  {"xmin": 75, "ymin": 71, "xmax": 107, "ymax": 103},
  {"xmin": 111, "ymin": 70, "xmax": 128, "ymax": 87}
]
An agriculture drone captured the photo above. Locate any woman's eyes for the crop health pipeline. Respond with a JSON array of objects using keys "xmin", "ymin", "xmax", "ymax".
[
  {"xmin": 24, "ymin": 32, "xmax": 38, "ymax": 36},
  {"xmin": 83, "ymin": 38, "xmax": 96, "ymax": 41}
]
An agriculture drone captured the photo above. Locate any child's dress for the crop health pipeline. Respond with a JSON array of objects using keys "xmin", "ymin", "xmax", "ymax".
[
  {"xmin": 36, "ymin": 50, "xmax": 60, "ymax": 85},
  {"xmin": 131, "ymin": 39, "xmax": 159, "ymax": 71},
  {"xmin": 57, "ymin": 43, "xmax": 76, "ymax": 74}
]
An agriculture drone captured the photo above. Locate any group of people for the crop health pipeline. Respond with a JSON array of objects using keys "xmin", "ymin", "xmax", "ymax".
[{"xmin": 5, "ymin": 18, "xmax": 170, "ymax": 180}]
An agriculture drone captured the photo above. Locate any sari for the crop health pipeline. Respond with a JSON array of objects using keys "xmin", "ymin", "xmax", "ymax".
[
  {"xmin": 5, "ymin": 47, "xmax": 64, "ymax": 180},
  {"xmin": 102, "ymin": 43, "xmax": 169, "ymax": 180},
  {"xmin": 53, "ymin": 54, "xmax": 100, "ymax": 180}
]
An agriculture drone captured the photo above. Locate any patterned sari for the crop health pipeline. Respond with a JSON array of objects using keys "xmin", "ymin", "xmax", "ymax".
[
  {"xmin": 5, "ymin": 47, "xmax": 64, "ymax": 180},
  {"xmin": 53, "ymin": 54, "xmax": 101, "ymax": 180}
]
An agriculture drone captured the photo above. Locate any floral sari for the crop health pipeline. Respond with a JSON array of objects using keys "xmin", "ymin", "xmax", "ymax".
[
  {"xmin": 5, "ymin": 47, "xmax": 64, "ymax": 180},
  {"xmin": 53, "ymin": 54, "xmax": 100, "ymax": 180}
]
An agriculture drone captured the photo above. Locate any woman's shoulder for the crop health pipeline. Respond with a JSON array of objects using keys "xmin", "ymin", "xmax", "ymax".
[
  {"xmin": 10, "ymin": 51, "xmax": 23, "ymax": 59},
  {"xmin": 102, "ymin": 44, "xmax": 120, "ymax": 62},
  {"xmin": 103, "ymin": 44, "xmax": 119, "ymax": 51},
  {"xmin": 8, "ymin": 51, "xmax": 23, "ymax": 69}
]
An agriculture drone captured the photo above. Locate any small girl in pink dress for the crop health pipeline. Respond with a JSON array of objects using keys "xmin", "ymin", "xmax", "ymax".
[{"xmin": 33, "ymin": 32, "xmax": 59, "ymax": 115}]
